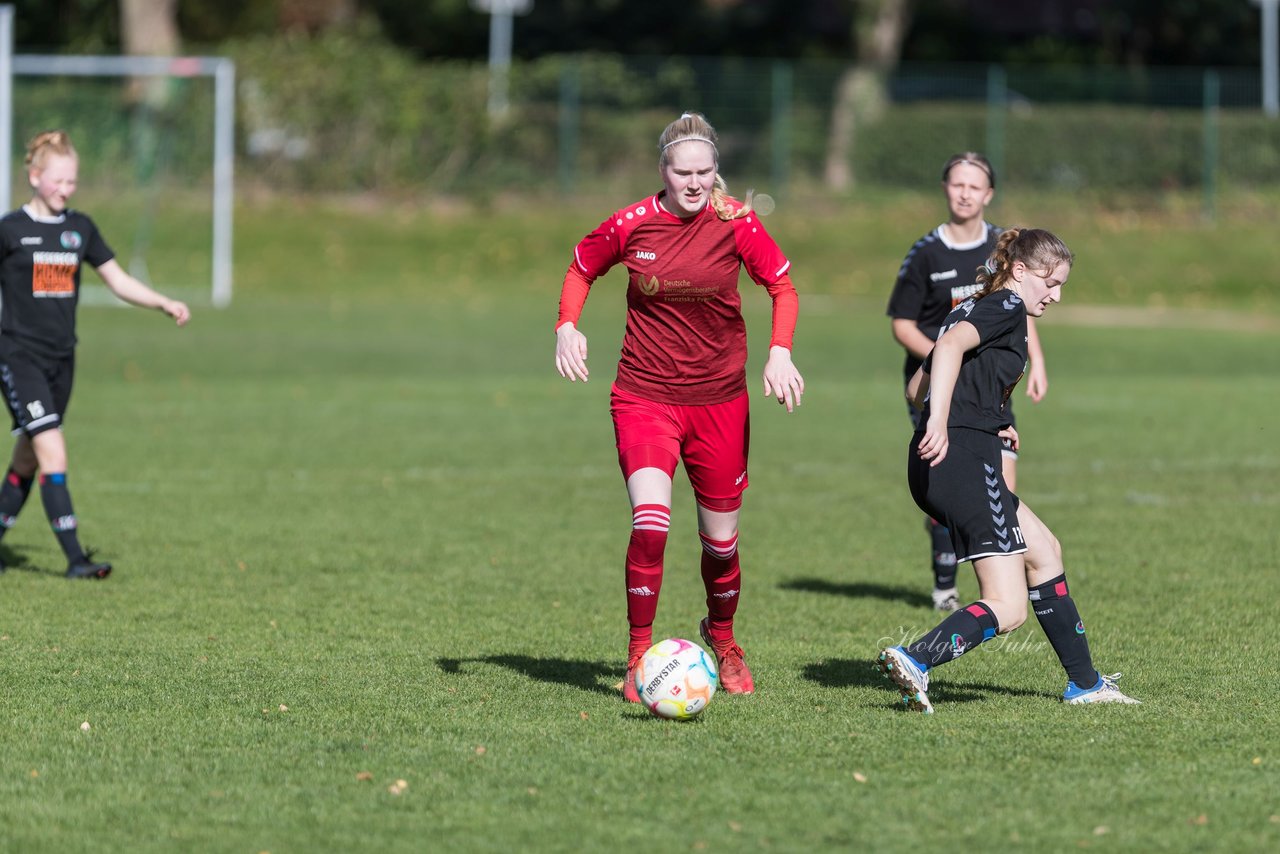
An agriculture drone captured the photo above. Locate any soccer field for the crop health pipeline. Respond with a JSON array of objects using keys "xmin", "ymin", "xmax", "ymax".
[{"xmin": 0, "ymin": 200, "xmax": 1276, "ymax": 851}]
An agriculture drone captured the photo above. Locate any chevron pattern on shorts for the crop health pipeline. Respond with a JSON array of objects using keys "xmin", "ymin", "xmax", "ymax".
[{"xmin": 984, "ymin": 463, "xmax": 1011, "ymax": 551}]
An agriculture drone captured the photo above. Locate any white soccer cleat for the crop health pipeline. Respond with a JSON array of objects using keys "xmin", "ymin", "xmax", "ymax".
[
  {"xmin": 1063, "ymin": 672, "xmax": 1141, "ymax": 705},
  {"xmin": 877, "ymin": 646, "xmax": 933, "ymax": 713},
  {"xmin": 931, "ymin": 587, "xmax": 961, "ymax": 612}
]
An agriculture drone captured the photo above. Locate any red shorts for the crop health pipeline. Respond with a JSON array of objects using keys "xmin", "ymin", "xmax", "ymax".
[{"xmin": 610, "ymin": 384, "xmax": 750, "ymax": 512}]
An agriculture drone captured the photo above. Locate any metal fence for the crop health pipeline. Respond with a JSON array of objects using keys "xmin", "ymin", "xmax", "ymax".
[
  {"xmin": 532, "ymin": 57, "xmax": 1273, "ymax": 208},
  {"xmin": 6, "ymin": 42, "xmax": 1276, "ymax": 214}
]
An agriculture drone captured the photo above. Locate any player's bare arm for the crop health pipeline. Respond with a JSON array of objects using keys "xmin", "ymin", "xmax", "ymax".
[
  {"xmin": 1025, "ymin": 315, "xmax": 1048, "ymax": 402},
  {"xmin": 891, "ymin": 317, "xmax": 935, "ymax": 362},
  {"xmin": 906, "ymin": 365, "xmax": 929, "ymax": 411},
  {"xmin": 918, "ymin": 321, "xmax": 980, "ymax": 466},
  {"xmin": 96, "ymin": 259, "xmax": 190, "ymax": 325}
]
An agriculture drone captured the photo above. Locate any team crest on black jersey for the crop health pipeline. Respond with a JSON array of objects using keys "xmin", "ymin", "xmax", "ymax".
[{"xmin": 60, "ymin": 231, "xmax": 83, "ymax": 250}]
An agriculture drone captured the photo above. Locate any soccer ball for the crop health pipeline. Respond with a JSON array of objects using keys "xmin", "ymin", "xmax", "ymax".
[{"xmin": 635, "ymin": 638, "xmax": 718, "ymax": 720}]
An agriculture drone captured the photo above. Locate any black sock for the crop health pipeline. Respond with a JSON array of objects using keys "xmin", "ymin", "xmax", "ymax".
[
  {"xmin": 905, "ymin": 601, "xmax": 999, "ymax": 670},
  {"xmin": 39, "ymin": 473, "xmax": 86, "ymax": 565},
  {"xmin": 1030, "ymin": 574, "xmax": 1098, "ymax": 688},
  {"xmin": 0, "ymin": 468, "xmax": 35, "ymax": 537},
  {"xmin": 927, "ymin": 517, "xmax": 957, "ymax": 589}
]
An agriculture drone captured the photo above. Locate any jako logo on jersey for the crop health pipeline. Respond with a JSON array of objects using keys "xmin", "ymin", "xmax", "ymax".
[
  {"xmin": 712, "ymin": 588, "xmax": 739, "ymax": 600},
  {"xmin": 627, "ymin": 586, "xmax": 656, "ymax": 596},
  {"xmin": 930, "ymin": 269, "xmax": 958, "ymax": 282},
  {"xmin": 20, "ymin": 236, "xmax": 42, "ymax": 245},
  {"xmin": 60, "ymin": 231, "xmax": 83, "ymax": 250},
  {"xmin": 634, "ymin": 250, "xmax": 656, "ymax": 261},
  {"xmin": 26, "ymin": 401, "xmax": 45, "ymax": 419}
]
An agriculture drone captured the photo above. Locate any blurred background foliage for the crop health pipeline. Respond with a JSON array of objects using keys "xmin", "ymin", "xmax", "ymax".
[
  {"xmin": 7, "ymin": 1, "xmax": 1279, "ymax": 202},
  {"xmin": 11, "ymin": 0, "xmax": 1267, "ymax": 67},
  {"xmin": 4, "ymin": 1, "xmax": 1277, "ymax": 314}
]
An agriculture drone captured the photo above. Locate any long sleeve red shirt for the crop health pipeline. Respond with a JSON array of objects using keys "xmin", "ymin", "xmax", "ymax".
[{"xmin": 557, "ymin": 193, "xmax": 798, "ymax": 405}]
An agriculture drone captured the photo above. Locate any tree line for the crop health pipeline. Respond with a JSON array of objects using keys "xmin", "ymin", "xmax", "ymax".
[{"xmin": 12, "ymin": 0, "xmax": 1267, "ymax": 69}]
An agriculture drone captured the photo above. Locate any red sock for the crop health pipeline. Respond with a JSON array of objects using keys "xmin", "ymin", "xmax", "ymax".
[
  {"xmin": 699, "ymin": 531, "xmax": 741, "ymax": 646},
  {"xmin": 626, "ymin": 504, "xmax": 670, "ymax": 657}
]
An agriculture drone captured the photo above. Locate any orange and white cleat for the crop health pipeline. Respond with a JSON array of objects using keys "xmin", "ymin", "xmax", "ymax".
[
  {"xmin": 699, "ymin": 618, "xmax": 754, "ymax": 694},
  {"xmin": 623, "ymin": 651, "xmax": 643, "ymax": 704}
]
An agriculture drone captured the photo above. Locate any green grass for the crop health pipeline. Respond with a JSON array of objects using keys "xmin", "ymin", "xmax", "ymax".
[
  {"xmin": 0, "ymin": 196, "xmax": 1277, "ymax": 852},
  {"xmin": 71, "ymin": 187, "xmax": 1280, "ymax": 314}
]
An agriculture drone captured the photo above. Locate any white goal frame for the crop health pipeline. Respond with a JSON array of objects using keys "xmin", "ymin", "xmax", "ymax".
[{"xmin": 0, "ymin": 5, "xmax": 235, "ymax": 307}]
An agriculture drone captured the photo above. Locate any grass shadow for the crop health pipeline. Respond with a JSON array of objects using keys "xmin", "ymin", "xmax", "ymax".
[
  {"xmin": 802, "ymin": 658, "xmax": 890, "ymax": 689},
  {"xmin": 0, "ymin": 545, "xmax": 44, "ymax": 576},
  {"xmin": 780, "ymin": 577, "xmax": 932, "ymax": 609},
  {"xmin": 804, "ymin": 658, "xmax": 1056, "ymax": 705},
  {"xmin": 933, "ymin": 680, "xmax": 1054, "ymax": 702},
  {"xmin": 437, "ymin": 654, "xmax": 621, "ymax": 697}
]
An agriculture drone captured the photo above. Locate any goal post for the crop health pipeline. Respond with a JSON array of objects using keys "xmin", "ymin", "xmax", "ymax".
[
  {"xmin": 1, "ymin": 13, "xmax": 235, "ymax": 307},
  {"xmin": 0, "ymin": 5, "xmax": 13, "ymax": 213}
]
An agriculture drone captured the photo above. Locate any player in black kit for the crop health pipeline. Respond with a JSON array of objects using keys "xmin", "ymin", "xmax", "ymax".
[
  {"xmin": 875, "ymin": 227, "xmax": 1138, "ymax": 712},
  {"xmin": 0, "ymin": 131, "xmax": 190, "ymax": 579},
  {"xmin": 886, "ymin": 153, "xmax": 1047, "ymax": 612}
]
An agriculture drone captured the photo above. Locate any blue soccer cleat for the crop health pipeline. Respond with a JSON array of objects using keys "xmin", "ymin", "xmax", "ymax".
[{"xmin": 1063, "ymin": 672, "xmax": 1141, "ymax": 705}]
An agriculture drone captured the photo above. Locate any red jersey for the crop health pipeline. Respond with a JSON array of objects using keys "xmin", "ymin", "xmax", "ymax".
[{"xmin": 559, "ymin": 193, "xmax": 795, "ymax": 405}]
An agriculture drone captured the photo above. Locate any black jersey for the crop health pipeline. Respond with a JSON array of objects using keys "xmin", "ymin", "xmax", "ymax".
[
  {"xmin": 0, "ymin": 206, "xmax": 114, "ymax": 359},
  {"xmin": 886, "ymin": 222, "xmax": 1001, "ymax": 381},
  {"xmin": 920, "ymin": 290, "xmax": 1028, "ymax": 434}
]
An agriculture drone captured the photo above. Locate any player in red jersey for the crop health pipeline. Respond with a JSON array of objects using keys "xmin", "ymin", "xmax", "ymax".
[
  {"xmin": 554, "ymin": 112, "xmax": 803, "ymax": 701},
  {"xmin": 0, "ymin": 131, "xmax": 190, "ymax": 578}
]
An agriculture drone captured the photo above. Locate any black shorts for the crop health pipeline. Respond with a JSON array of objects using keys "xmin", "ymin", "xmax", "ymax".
[
  {"xmin": 906, "ymin": 397, "xmax": 1018, "ymax": 459},
  {"xmin": 0, "ymin": 344, "xmax": 75, "ymax": 437},
  {"xmin": 907, "ymin": 427, "xmax": 1026, "ymax": 563}
]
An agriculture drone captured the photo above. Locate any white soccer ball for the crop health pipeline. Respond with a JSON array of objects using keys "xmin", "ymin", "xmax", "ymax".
[{"xmin": 635, "ymin": 638, "xmax": 718, "ymax": 720}]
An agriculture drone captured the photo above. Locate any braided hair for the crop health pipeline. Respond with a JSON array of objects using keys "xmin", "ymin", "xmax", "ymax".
[{"xmin": 975, "ymin": 227, "xmax": 1074, "ymax": 299}]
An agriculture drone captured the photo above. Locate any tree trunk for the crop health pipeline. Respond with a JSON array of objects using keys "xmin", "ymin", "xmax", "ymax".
[
  {"xmin": 279, "ymin": 0, "xmax": 358, "ymax": 33},
  {"xmin": 823, "ymin": 0, "xmax": 913, "ymax": 191},
  {"xmin": 120, "ymin": 0, "xmax": 179, "ymax": 56},
  {"xmin": 120, "ymin": 0, "xmax": 180, "ymax": 106}
]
